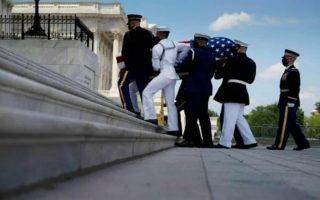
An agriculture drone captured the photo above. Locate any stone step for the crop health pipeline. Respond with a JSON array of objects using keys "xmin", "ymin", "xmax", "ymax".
[{"xmin": 0, "ymin": 46, "xmax": 175, "ymax": 194}]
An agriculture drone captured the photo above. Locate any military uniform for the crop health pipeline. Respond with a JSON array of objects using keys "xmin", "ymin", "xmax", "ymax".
[
  {"xmin": 176, "ymin": 34, "xmax": 216, "ymax": 147},
  {"xmin": 143, "ymin": 28, "xmax": 190, "ymax": 132},
  {"xmin": 270, "ymin": 64, "xmax": 310, "ymax": 150},
  {"xmin": 121, "ymin": 15, "xmax": 154, "ymax": 99},
  {"xmin": 214, "ymin": 52, "xmax": 257, "ymax": 148}
]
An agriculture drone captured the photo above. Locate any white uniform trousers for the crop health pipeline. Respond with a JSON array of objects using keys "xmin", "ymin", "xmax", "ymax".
[
  {"xmin": 129, "ymin": 81, "xmax": 140, "ymax": 113},
  {"xmin": 219, "ymin": 103, "xmax": 257, "ymax": 148},
  {"xmin": 142, "ymin": 73, "xmax": 178, "ymax": 131}
]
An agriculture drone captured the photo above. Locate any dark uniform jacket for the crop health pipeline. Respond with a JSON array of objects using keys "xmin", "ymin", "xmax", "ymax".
[
  {"xmin": 181, "ymin": 47, "xmax": 216, "ymax": 95},
  {"xmin": 278, "ymin": 65, "xmax": 300, "ymax": 107},
  {"xmin": 214, "ymin": 53, "xmax": 256, "ymax": 105},
  {"xmin": 121, "ymin": 26, "xmax": 154, "ymax": 78},
  {"xmin": 175, "ymin": 47, "xmax": 215, "ymax": 111}
]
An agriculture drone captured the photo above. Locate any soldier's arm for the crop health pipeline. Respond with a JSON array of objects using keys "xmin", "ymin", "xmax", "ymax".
[
  {"xmin": 246, "ymin": 59, "xmax": 256, "ymax": 84},
  {"xmin": 287, "ymin": 70, "xmax": 300, "ymax": 104},
  {"xmin": 176, "ymin": 49, "xmax": 194, "ymax": 73},
  {"xmin": 121, "ymin": 33, "xmax": 130, "ymax": 66},
  {"xmin": 175, "ymin": 43, "xmax": 191, "ymax": 66},
  {"xmin": 152, "ymin": 44, "xmax": 162, "ymax": 71},
  {"xmin": 147, "ymin": 30, "xmax": 155, "ymax": 49}
]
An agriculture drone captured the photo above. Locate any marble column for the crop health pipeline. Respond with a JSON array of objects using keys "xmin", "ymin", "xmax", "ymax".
[
  {"xmin": 109, "ymin": 32, "xmax": 120, "ymax": 96},
  {"xmin": 93, "ymin": 31, "xmax": 103, "ymax": 91}
]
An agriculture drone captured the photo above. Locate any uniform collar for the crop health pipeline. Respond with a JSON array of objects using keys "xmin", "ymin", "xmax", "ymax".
[{"xmin": 286, "ymin": 65, "xmax": 295, "ymax": 70}]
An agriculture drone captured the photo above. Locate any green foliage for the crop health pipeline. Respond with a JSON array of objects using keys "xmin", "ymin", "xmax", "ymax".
[
  {"xmin": 208, "ymin": 110, "xmax": 219, "ymax": 117},
  {"xmin": 247, "ymin": 103, "xmax": 304, "ymax": 126},
  {"xmin": 306, "ymin": 115, "xmax": 320, "ymax": 126},
  {"xmin": 247, "ymin": 104, "xmax": 279, "ymax": 126}
]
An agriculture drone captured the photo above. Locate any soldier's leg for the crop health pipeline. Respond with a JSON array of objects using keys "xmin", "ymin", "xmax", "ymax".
[
  {"xmin": 142, "ymin": 74, "xmax": 171, "ymax": 120},
  {"xmin": 184, "ymin": 96, "xmax": 202, "ymax": 146},
  {"xmin": 219, "ymin": 104, "xmax": 224, "ymax": 130},
  {"xmin": 177, "ymin": 111, "xmax": 183, "ymax": 137},
  {"xmin": 163, "ymin": 80, "xmax": 179, "ymax": 131},
  {"xmin": 292, "ymin": 122, "xmax": 310, "ymax": 148},
  {"xmin": 136, "ymin": 75, "xmax": 151, "ymax": 100},
  {"xmin": 219, "ymin": 103, "xmax": 240, "ymax": 148},
  {"xmin": 234, "ymin": 127, "xmax": 245, "ymax": 146},
  {"xmin": 198, "ymin": 95, "xmax": 213, "ymax": 146},
  {"xmin": 118, "ymin": 71, "xmax": 134, "ymax": 112},
  {"xmin": 275, "ymin": 105, "xmax": 295, "ymax": 149},
  {"xmin": 220, "ymin": 104, "xmax": 244, "ymax": 146},
  {"xmin": 236, "ymin": 104, "xmax": 257, "ymax": 145},
  {"xmin": 129, "ymin": 81, "xmax": 140, "ymax": 114}
]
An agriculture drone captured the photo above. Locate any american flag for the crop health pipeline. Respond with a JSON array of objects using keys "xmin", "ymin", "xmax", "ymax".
[{"xmin": 207, "ymin": 37, "xmax": 236, "ymax": 59}]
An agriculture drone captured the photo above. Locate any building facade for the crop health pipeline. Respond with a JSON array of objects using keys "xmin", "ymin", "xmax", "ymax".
[{"xmin": 0, "ymin": 0, "xmax": 12, "ymax": 14}]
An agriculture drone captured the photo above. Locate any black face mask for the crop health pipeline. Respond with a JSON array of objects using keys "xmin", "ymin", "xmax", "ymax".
[{"xmin": 282, "ymin": 57, "xmax": 289, "ymax": 66}]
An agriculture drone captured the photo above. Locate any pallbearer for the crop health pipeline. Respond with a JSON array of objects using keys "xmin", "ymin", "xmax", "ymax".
[
  {"xmin": 176, "ymin": 33, "xmax": 215, "ymax": 148},
  {"xmin": 267, "ymin": 50, "xmax": 310, "ymax": 151},
  {"xmin": 121, "ymin": 14, "xmax": 154, "ymax": 100},
  {"xmin": 143, "ymin": 27, "xmax": 186, "ymax": 136},
  {"xmin": 214, "ymin": 40, "xmax": 257, "ymax": 149}
]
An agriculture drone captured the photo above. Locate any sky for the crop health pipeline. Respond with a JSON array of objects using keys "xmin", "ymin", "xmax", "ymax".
[{"xmin": 118, "ymin": 0, "xmax": 320, "ymax": 116}]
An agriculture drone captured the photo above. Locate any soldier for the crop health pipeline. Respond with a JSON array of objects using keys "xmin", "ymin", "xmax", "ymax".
[
  {"xmin": 175, "ymin": 33, "xmax": 215, "ymax": 148},
  {"xmin": 267, "ymin": 50, "xmax": 310, "ymax": 151},
  {"xmin": 214, "ymin": 40, "xmax": 257, "ymax": 149},
  {"xmin": 142, "ymin": 27, "xmax": 188, "ymax": 136},
  {"xmin": 121, "ymin": 14, "xmax": 154, "ymax": 103}
]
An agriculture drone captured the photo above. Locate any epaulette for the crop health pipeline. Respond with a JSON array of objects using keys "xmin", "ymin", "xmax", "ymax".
[{"xmin": 289, "ymin": 67, "xmax": 299, "ymax": 72}]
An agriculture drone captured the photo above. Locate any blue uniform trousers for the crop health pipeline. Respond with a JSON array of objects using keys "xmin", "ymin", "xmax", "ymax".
[{"xmin": 274, "ymin": 104, "xmax": 310, "ymax": 149}]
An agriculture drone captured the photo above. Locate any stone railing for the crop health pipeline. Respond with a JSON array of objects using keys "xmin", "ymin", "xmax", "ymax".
[{"xmin": 0, "ymin": 46, "xmax": 174, "ymax": 194}]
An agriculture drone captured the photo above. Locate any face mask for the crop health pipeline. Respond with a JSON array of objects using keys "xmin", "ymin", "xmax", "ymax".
[{"xmin": 282, "ymin": 57, "xmax": 289, "ymax": 66}]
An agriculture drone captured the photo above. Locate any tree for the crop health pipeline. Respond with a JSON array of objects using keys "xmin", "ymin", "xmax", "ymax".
[
  {"xmin": 306, "ymin": 115, "xmax": 320, "ymax": 126},
  {"xmin": 316, "ymin": 102, "xmax": 320, "ymax": 113},
  {"xmin": 208, "ymin": 110, "xmax": 219, "ymax": 117},
  {"xmin": 247, "ymin": 103, "xmax": 304, "ymax": 126}
]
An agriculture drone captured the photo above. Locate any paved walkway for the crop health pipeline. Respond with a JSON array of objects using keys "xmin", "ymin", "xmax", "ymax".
[{"xmin": 9, "ymin": 147, "xmax": 320, "ymax": 200}]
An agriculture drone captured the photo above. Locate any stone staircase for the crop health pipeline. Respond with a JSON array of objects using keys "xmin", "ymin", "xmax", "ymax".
[{"xmin": 0, "ymin": 46, "xmax": 175, "ymax": 194}]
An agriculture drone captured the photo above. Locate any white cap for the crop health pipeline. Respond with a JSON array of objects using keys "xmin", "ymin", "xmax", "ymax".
[
  {"xmin": 157, "ymin": 27, "xmax": 170, "ymax": 33},
  {"xmin": 234, "ymin": 39, "xmax": 249, "ymax": 47},
  {"xmin": 194, "ymin": 33, "xmax": 211, "ymax": 40}
]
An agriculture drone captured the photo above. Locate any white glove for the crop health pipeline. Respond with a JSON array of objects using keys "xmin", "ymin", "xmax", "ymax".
[{"xmin": 287, "ymin": 103, "xmax": 295, "ymax": 108}]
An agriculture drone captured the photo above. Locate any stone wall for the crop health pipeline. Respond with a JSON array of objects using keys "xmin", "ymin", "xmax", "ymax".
[
  {"xmin": 0, "ymin": 46, "xmax": 174, "ymax": 193},
  {"xmin": 0, "ymin": 39, "xmax": 99, "ymax": 91}
]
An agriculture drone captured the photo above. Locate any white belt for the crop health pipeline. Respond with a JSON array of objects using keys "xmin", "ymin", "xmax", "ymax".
[
  {"xmin": 281, "ymin": 89, "xmax": 289, "ymax": 92},
  {"xmin": 228, "ymin": 79, "xmax": 247, "ymax": 85}
]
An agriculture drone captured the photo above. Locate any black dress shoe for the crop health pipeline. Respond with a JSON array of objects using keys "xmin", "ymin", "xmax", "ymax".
[
  {"xmin": 134, "ymin": 112, "xmax": 142, "ymax": 119},
  {"xmin": 293, "ymin": 145, "xmax": 310, "ymax": 151},
  {"xmin": 146, "ymin": 119, "xmax": 158, "ymax": 126},
  {"xmin": 175, "ymin": 140, "xmax": 194, "ymax": 148},
  {"xmin": 213, "ymin": 144, "xmax": 230, "ymax": 149},
  {"xmin": 266, "ymin": 145, "xmax": 283, "ymax": 150},
  {"xmin": 241, "ymin": 143, "xmax": 258, "ymax": 149}
]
